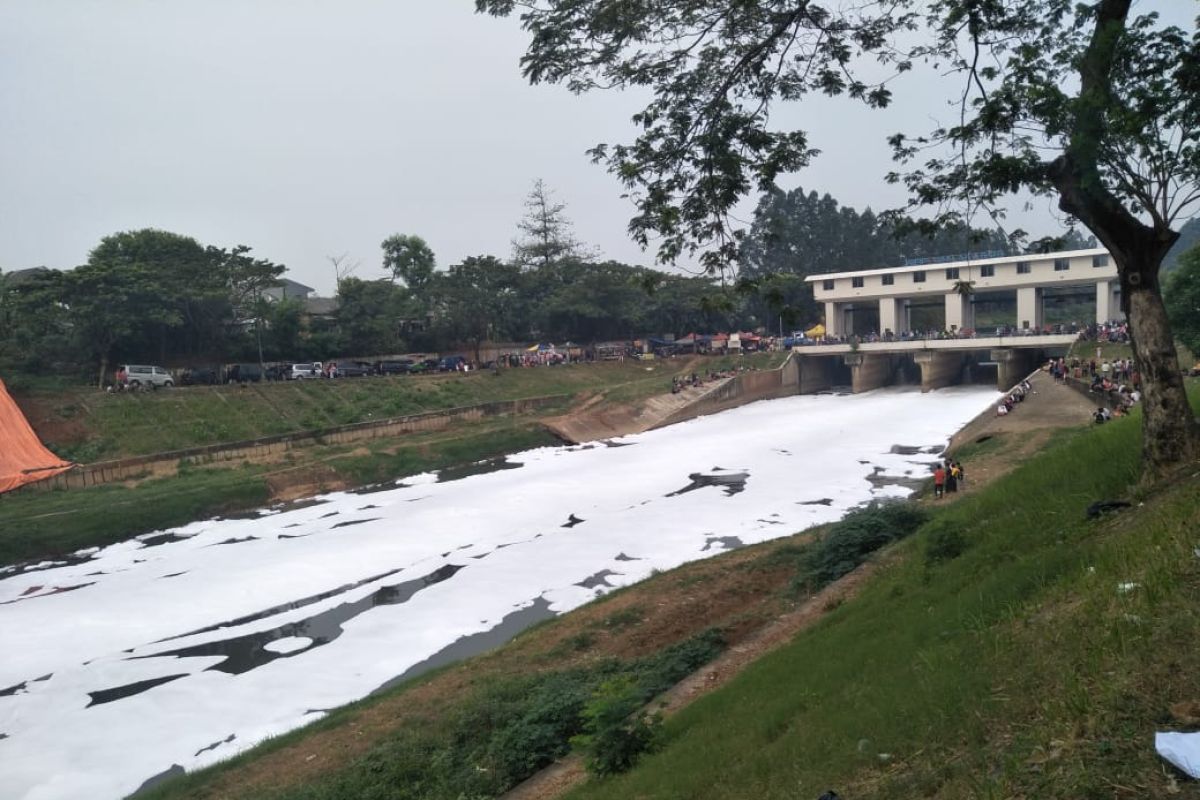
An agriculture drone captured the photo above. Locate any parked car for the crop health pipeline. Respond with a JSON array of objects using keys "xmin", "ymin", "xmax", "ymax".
[
  {"xmin": 180, "ymin": 365, "xmax": 219, "ymax": 386},
  {"xmin": 226, "ymin": 363, "xmax": 263, "ymax": 383},
  {"xmin": 325, "ymin": 360, "xmax": 371, "ymax": 378},
  {"xmin": 375, "ymin": 359, "xmax": 413, "ymax": 375},
  {"xmin": 290, "ymin": 362, "xmax": 323, "ymax": 380},
  {"xmin": 264, "ymin": 363, "xmax": 291, "ymax": 381},
  {"xmin": 121, "ymin": 364, "xmax": 174, "ymax": 389},
  {"xmin": 438, "ymin": 355, "xmax": 468, "ymax": 372}
]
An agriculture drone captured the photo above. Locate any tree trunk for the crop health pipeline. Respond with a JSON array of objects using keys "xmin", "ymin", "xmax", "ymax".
[
  {"xmin": 1052, "ymin": 154, "xmax": 1199, "ymax": 480},
  {"xmin": 97, "ymin": 353, "xmax": 108, "ymax": 389},
  {"xmin": 1120, "ymin": 251, "xmax": 1199, "ymax": 479}
]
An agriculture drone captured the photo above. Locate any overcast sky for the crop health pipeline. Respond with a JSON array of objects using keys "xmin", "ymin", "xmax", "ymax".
[{"xmin": 1, "ymin": 1, "xmax": 1193, "ymax": 294}]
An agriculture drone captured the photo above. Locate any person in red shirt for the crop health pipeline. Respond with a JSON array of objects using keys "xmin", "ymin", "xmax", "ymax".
[{"xmin": 933, "ymin": 465, "xmax": 946, "ymax": 499}]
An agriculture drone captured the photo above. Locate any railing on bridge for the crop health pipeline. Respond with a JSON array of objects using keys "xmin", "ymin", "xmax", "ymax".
[{"xmin": 792, "ymin": 333, "xmax": 1080, "ymax": 356}]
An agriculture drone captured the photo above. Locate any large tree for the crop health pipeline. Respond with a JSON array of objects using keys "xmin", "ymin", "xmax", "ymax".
[
  {"xmin": 212, "ymin": 245, "xmax": 286, "ymax": 370},
  {"xmin": 335, "ymin": 277, "xmax": 414, "ymax": 356},
  {"xmin": 430, "ymin": 255, "xmax": 523, "ymax": 358},
  {"xmin": 478, "ymin": 0, "xmax": 1200, "ymax": 478},
  {"xmin": 381, "ymin": 234, "xmax": 436, "ymax": 295},
  {"xmin": 512, "ymin": 179, "xmax": 594, "ymax": 269},
  {"xmin": 73, "ymin": 230, "xmax": 218, "ymax": 384},
  {"xmin": 86, "ymin": 229, "xmax": 225, "ymax": 364}
]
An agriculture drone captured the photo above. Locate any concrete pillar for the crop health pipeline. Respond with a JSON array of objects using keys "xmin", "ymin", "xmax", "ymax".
[
  {"xmin": 824, "ymin": 301, "xmax": 842, "ymax": 337},
  {"xmin": 844, "ymin": 353, "xmax": 891, "ymax": 393},
  {"xmin": 914, "ymin": 351, "xmax": 963, "ymax": 392},
  {"xmin": 779, "ymin": 353, "xmax": 800, "ymax": 389},
  {"xmin": 1110, "ymin": 282, "xmax": 1122, "ymax": 321},
  {"xmin": 796, "ymin": 355, "xmax": 833, "ymax": 394},
  {"xmin": 944, "ymin": 293, "xmax": 973, "ymax": 333},
  {"xmin": 992, "ymin": 348, "xmax": 1034, "ymax": 390},
  {"xmin": 1016, "ymin": 286, "xmax": 1042, "ymax": 330},
  {"xmin": 879, "ymin": 298, "xmax": 903, "ymax": 336},
  {"xmin": 1095, "ymin": 280, "xmax": 1111, "ymax": 323}
]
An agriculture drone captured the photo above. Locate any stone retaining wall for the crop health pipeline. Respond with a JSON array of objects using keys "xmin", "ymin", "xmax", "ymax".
[
  {"xmin": 14, "ymin": 394, "xmax": 569, "ymax": 494},
  {"xmin": 655, "ymin": 354, "xmax": 799, "ymax": 428}
]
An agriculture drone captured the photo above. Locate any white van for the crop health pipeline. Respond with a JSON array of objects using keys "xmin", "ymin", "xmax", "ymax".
[
  {"xmin": 290, "ymin": 362, "xmax": 323, "ymax": 380},
  {"xmin": 121, "ymin": 364, "xmax": 174, "ymax": 388}
]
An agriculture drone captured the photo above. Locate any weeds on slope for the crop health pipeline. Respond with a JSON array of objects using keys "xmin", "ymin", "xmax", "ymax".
[{"xmin": 211, "ymin": 631, "xmax": 728, "ymax": 800}]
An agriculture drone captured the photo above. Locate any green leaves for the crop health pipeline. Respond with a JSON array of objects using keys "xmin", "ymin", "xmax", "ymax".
[
  {"xmin": 478, "ymin": 1, "xmax": 917, "ymax": 272},
  {"xmin": 381, "ymin": 234, "xmax": 437, "ymax": 294}
]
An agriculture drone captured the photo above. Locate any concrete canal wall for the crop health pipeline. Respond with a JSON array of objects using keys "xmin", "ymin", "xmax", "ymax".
[{"xmin": 14, "ymin": 394, "xmax": 568, "ymax": 493}]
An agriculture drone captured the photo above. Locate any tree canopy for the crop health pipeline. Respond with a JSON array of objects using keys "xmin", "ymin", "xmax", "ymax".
[
  {"xmin": 381, "ymin": 234, "xmax": 436, "ymax": 293},
  {"xmin": 512, "ymin": 179, "xmax": 595, "ymax": 269},
  {"xmin": 739, "ymin": 187, "xmax": 1015, "ymax": 279},
  {"xmin": 478, "ymin": 0, "xmax": 1200, "ymax": 475}
]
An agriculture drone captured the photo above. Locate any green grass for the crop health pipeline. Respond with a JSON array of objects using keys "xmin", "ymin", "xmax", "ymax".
[
  {"xmin": 563, "ymin": 386, "xmax": 1200, "ymax": 800},
  {"xmin": 16, "ymin": 358, "xmax": 774, "ymax": 460},
  {"xmin": 0, "ymin": 467, "xmax": 272, "ymax": 565},
  {"xmin": 0, "ymin": 423, "xmax": 557, "ymax": 568},
  {"xmin": 325, "ymin": 423, "xmax": 561, "ymax": 486},
  {"xmin": 139, "ymin": 631, "xmax": 727, "ymax": 800},
  {"xmin": 948, "ymin": 430, "xmax": 1008, "ymax": 461}
]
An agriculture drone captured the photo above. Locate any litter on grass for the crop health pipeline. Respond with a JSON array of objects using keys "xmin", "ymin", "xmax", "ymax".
[{"xmin": 1156, "ymin": 731, "xmax": 1200, "ymax": 779}]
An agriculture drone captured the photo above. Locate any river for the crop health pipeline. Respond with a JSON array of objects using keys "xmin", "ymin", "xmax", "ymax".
[{"xmin": 0, "ymin": 386, "xmax": 998, "ymax": 799}]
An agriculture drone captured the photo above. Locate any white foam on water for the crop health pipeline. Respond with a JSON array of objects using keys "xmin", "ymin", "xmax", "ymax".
[{"xmin": 0, "ymin": 386, "xmax": 998, "ymax": 799}]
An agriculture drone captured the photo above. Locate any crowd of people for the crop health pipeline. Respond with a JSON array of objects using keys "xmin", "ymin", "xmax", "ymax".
[
  {"xmin": 670, "ymin": 365, "xmax": 753, "ymax": 394},
  {"xmin": 932, "ymin": 459, "xmax": 966, "ymax": 499},
  {"xmin": 1044, "ymin": 348, "xmax": 1143, "ymax": 424},
  {"xmin": 1081, "ymin": 319, "xmax": 1131, "ymax": 343},
  {"xmin": 794, "ymin": 321, "xmax": 1089, "ymax": 347},
  {"xmin": 995, "ymin": 379, "xmax": 1033, "ymax": 416}
]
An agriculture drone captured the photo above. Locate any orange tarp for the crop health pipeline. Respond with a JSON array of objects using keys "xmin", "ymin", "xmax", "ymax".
[{"xmin": 0, "ymin": 378, "xmax": 73, "ymax": 493}]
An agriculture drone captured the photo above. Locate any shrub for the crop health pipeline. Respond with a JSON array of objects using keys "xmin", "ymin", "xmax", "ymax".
[
  {"xmin": 571, "ymin": 677, "xmax": 662, "ymax": 776},
  {"xmin": 924, "ymin": 520, "xmax": 969, "ymax": 566},
  {"xmin": 631, "ymin": 628, "xmax": 725, "ymax": 697},
  {"xmin": 601, "ymin": 605, "xmax": 644, "ymax": 630},
  {"xmin": 482, "ymin": 671, "xmax": 596, "ymax": 784},
  {"xmin": 802, "ymin": 501, "xmax": 928, "ymax": 588}
]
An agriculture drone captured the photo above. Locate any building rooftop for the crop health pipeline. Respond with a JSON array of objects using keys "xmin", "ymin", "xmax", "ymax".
[{"xmin": 804, "ymin": 248, "xmax": 1109, "ymax": 282}]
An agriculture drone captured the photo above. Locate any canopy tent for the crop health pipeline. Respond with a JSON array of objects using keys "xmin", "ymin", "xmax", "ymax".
[
  {"xmin": 804, "ymin": 323, "xmax": 826, "ymax": 338},
  {"xmin": 0, "ymin": 378, "xmax": 73, "ymax": 494}
]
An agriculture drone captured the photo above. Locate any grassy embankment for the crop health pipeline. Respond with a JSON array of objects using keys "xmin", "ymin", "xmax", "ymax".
[
  {"xmin": 565, "ymin": 384, "xmax": 1200, "ymax": 800},
  {"xmin": 16, "ymin": 353, "xmax": 786, "ymax": 461},
  {"xmin": 0, "ymin": 353, "xmax": 788, "ymax": 567},
  {"xmin": 138, "ymin": 381, "xmax": 1199, "ymax": 799},
  {"xmin": 0, "ymin": 421, "xmax": 557, "ymax": 567}
]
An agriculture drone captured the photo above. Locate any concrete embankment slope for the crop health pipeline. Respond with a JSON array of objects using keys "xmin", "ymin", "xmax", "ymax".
[{"xmin": 544, "ymin": 355, "xmax": 800, "ymax": 443}]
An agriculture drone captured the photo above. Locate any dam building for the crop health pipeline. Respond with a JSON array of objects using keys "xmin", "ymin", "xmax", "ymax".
[{"xmin": 792, "ymin": 248, "xmax": 1122, "ymax": 394}]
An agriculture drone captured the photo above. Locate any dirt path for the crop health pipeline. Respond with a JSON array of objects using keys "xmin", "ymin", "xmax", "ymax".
[{"xmin": 944, "ymin": 370, "xmax": 1097, "ymax": 492}]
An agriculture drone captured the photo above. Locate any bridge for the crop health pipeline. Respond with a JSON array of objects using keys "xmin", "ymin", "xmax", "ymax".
[{"xmin": 791, "ymin": 334, "xmax": 1079, "ymax": 393}]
